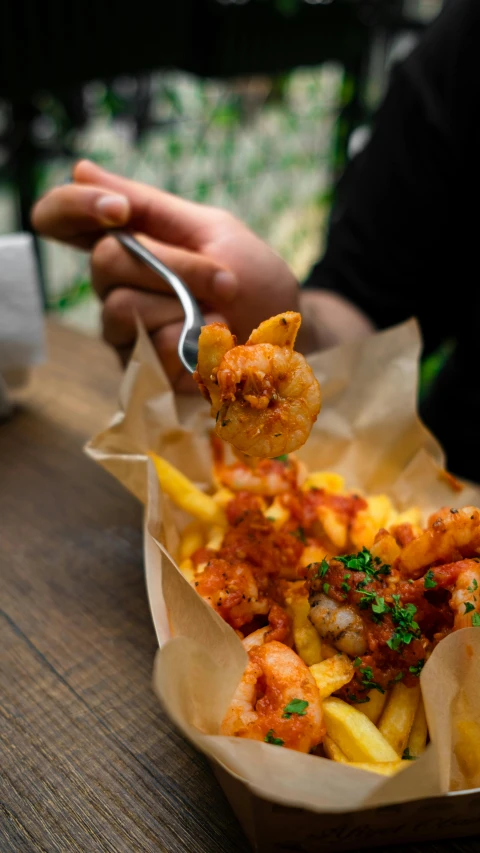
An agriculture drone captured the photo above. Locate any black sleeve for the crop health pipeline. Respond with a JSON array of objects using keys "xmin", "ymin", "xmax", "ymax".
[
  {"xmin": 304, "ymin": 0, "xmax": 480, "ymax": 358},
  {"xmin": 304, "ymin": 0, "xmax": 480, "ymax": 481}
]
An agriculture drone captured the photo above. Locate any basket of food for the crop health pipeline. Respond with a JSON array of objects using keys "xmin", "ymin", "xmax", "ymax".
[{"xmin": 87, "ymin": 314, "xmax": 480, "ymax": 852}]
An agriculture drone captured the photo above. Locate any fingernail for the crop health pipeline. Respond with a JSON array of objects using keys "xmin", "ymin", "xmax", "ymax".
[
  {"xmin": 95, "ymin": 194, "xmax": 129, "ymax": 225},
  {"xmin": 213, "ymin": 270, "xmax": 238, "ymax": 302}
]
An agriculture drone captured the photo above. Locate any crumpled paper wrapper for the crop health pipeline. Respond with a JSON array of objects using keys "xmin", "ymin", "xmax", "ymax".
[{"xmin": 87, "ymin": 318, "xmax": 480, "ymax": 812}]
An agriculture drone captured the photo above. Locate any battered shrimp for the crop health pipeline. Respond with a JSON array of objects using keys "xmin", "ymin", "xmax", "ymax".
[
  {"xmin": 194, "ymin": 312, "xmax": 321, "ymax": 458},
  {"xmin": 450, "ymin": 561, "xmax": 480, "ymax": 629},
  {"xmin": 221, "ymin": 641, "xmax": 324, "ymax": 752},
  {"xmin": 308, "ymin": 593, "xmax": 367, "ymax": 657},
  {"xmin": 194, "ymin": 558, "xmax": 269, "ymax": 630},
  {"xmin": 396, "ymin": 507, "xmax": 480, "ymax": 578}
]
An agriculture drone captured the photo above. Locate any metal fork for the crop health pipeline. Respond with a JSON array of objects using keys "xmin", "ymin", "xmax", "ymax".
[{"xmin": 110, "ymin": 229, "xmax": 205, "ymax": 374}]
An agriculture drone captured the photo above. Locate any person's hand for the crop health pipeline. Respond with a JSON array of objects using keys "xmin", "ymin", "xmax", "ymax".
[{"xmin": 32, "ymin": 160, "xmax": 305, "ymax": 390}]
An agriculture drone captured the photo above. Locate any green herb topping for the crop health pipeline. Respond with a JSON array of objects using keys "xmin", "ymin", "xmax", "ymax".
[
  {"xmin": 282, "ymin": 699, "xmax": 309, "ymax": 719},
  {"xmin": 387, "ymin": 595, "xmax": 421, "ymax": 651},
  {"xmin": 265, "ymin": 730, "xmax": 284, "ymax": 746},
  {"xmin": 336, "ymin": 548, "xmax": 391, "ymax": 580},
  {"xmin": 409, "ymin": 659, "xmax": 425, "ymax": 677}
]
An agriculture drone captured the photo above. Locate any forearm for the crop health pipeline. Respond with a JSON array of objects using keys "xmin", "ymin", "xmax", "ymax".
[{"xmin": 297, "ymin": 289, "xmax": 375, "ymax": 355}]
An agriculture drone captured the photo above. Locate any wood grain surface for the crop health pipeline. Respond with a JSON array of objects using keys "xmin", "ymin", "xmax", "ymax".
[{"xmin": 0, "ymin": 321, "xmax": 478, "ymax": 853}]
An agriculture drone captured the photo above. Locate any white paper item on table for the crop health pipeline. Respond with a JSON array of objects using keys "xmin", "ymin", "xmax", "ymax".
[{"xmin": 0, "ymin": 233, "xmax": 45, "ymax": 413}]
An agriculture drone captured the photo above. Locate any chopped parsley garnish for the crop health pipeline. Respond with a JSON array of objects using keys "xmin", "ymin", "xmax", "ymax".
[
  {"xmin": 358, "ymin": 665, "xmax": 385, "ymax": 694},
  {"xmin": 371, "ymin": 596, "xmax": 390, "ymax": 619},
  {"xmin": 292, "ymin": 527, "xmax": 307, "ymax": 544},
  {"xmin": 387, "ymin": 595, "xmax": 420, "ymax": 651},
  {"xmin": 275, "ymin": 455, "xmax": 289, "ymax": 464},
  {"xmin": 424, "ymin": 570, "xmax": 437, "ymax": 590},
  {"xmin": 392, "ymin": 672, "xmax": 404, "ymax": 682},
  {"xmin": 468, "ymin": 578, "xmax": 478, "ymax": 593},
  {"xmin": 221, "ymin": 419, "xmax": 230, "ymax": 427},
  {"xmin": 323, "ymin": 583, "xmax": 330, "ymax": 595},
  {"xmin": 341, "ymin": 573, "xmax": 351, "ymax": 594},
  {"xmin": 353, "ymin": 657, "xmax": 362, "ymax": 667},
  {"xmin": 409, "ymin": 659, "xmax": 425, "ymax": 677},
  {"xmin": 348, "ymin": 693, "xmax": 371, "ymax": 705},
  {"xmin": 282, "ymin": 699, "xmax": 309, "ymax": 719},
  {"xmin": 265, "ymin": 729, "xmax": 284, "ymax": 746},
  {"xmin": 473, "ymin": 612, "xmax": 480, "ymax": 627},
  {"xmin": 336, "ymin": 548, "xmax": 391, "ymax": 580},
  {"xmin": 402, "ymin": 748, "xmax": 416, "ymax": 761},
  {"xmin": 357, "ymin": 589, "xmax": 390, "ymax": 623},
  {"xmin": 315, "ymin": 559, "xmax": 329, "ymax": 580},
  {"xmin": 464, "ymin": 602, "xmax": 475, "ymax": 614}
]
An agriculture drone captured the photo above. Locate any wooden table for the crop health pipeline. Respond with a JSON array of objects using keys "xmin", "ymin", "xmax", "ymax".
[{"xmin": 0, "ymin": 321, "xmax": 478, "ymax": 853}]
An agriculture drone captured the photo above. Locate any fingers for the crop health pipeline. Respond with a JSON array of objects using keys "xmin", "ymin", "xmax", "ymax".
[
  {"xmin": 73, "ymin": 159, "xmax": 226, "ymax": 249},
  {"xmin": 91, "ymin": 234, "xmax": 238, "ymax": 305},
  {"xmin": 102, "ymin": 285, "xmax": 225, "ymax": 388},
  {"xmin": 31, "ymin": 184, "xmax": 131, "ymax": 249},
  {"xmin": 102, "ymin": 288, "xmax": 184, "ymax": 349}
]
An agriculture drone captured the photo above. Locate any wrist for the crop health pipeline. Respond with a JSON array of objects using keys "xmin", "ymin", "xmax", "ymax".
[{"xmin": 298, "ymin": 290, "xmax": 375, "ymax": 354}]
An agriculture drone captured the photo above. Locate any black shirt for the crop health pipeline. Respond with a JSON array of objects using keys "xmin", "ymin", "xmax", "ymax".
[{"xmin": 304, "ymin": 0, "xmax": 480, "ymax": 482}]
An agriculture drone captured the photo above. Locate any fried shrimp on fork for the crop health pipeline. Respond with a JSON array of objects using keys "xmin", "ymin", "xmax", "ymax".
[
  {"xmin": 194, "ymin": 312, "xmax": 321, "ymax": 458},
  {"xmin": 221, "ymin": 640, "xmax": 324, "ymax": 752}
]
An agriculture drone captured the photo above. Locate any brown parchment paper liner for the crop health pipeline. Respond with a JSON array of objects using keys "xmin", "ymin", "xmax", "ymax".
[{"xmin": 87, "ymin": 319, "xmax": 480, "ymax": 811}]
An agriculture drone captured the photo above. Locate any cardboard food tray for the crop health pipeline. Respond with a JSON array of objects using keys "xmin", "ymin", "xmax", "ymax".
[{"xmin": 87, "ymin": 319, "xmax": 480, "ymax": 852}]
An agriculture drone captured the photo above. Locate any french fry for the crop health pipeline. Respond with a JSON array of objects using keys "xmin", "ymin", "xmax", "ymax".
[
  {"xmin": 206, "ymin": 525, "xmax": 225, "ymax": 551},
  {"xmin": 178, "ymin": 558, "xmax": 195, "ymax": 584},
  {"xmin": 323, "ymin": 735, "xmax": 348, "ymax": 763},
  {"xmin": 179, "ymin": 520, "xmax": 204, "ymax": 561},
  {"xmin": 299, "ymin": 545, "xmax": 328, "ymax": 569},
  {"xmin": 317, "ymin": 505, "xmax": 348, "ymax": 550},
  {"xmin": 407, "ymin": 696, "xmax": 428, "ymax": 757},
  {"xmin": 388, "ymin": 506, "xmax": 422, "ymax": 529},
  {"xmin": 212, "ymin": 487, "xmax": 235, "ymax": 508},
  {"xmin": 351, "ymin": 494, "xmax": 393, "ymax": 550},
  {"xmin": 370, "ymin": 531, "xmax": 401, "ymax": 566},
  {"xmin": 378, "ymin": 683, "xmax": 420, "ymax": 756},
  {"xmin": 358, "ymin": 689, "xmax": 388, "ymax": 725},
  {"xmin": 302, "ymin": 472, "xmax": 345, "ymax": 494},
  {"xmin": 286, "ymin": 596, "xmax": 322, "ymax": 666},
  {"xmin": 323, "ymin": 697, "xmax": 399, "ymax": 763},
  {"xmin": 454, "ymin": 719, "xmax": 480, "ymax": 782},
  {"xmin": 320, "ymin": 643, "xmax": 338, "ymax": 660},
  {"xmin": 310, "ymin": 655, "xmax": 354, "ymax": 699},
  {"xmin": 346, "ymin": 761, "xmax": 408, "ymax": 777},
  {"xmin": 264, "ymin": 496, "xmax": 290, "ymax": 529},
  {"xmin": 149, "ymin": 452, "xmax": 225, "ymax": 526}
]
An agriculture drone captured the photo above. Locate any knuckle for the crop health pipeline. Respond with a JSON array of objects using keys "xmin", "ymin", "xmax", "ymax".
[{"xmin": 91, "ymin": 235, "xmax": 121, "ymax": 280}]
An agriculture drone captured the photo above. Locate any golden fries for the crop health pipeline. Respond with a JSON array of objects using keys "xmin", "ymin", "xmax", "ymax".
[
  {"xmin": 310, "ymin": 655, "xmax": 354, "ymax": 700},
  {"xmin": 407, "ymin": 696, "xmax": 428, "ymax": 757},
  {"xmin": 264, "ymin": 496, "xmax": 290, "ymax": 529},
  {"xmin": 179, "ymin": 520, "xmax": 204, "ymax": 561},
  {"xmin": 378, "ymin": 683, "xmax": 420, "ymax": 756},
  {"xmin": 317, "ymin": 505, "xmax": 348, "ymax": 550},
  {"xmin": 358, "ymin": 689, "xmax": 388, "ymax": 726},
  {"xmin": 205, "ymin": 525, "xmax": 225, "ymax": 551},
  {"xmin": 350, "ymin": 494, "xmax": 393, "ymax": 550},
  {"xmin": 299, "ymin": 545, "xmax": 328, "ymax": 569},
  {"xmin": 302, "ymin": 472, "xmax": 344, "ymax": 493},
  {"xmin": 286, "ymin": 596, "xmax": 322, "ymax": 666},
  {"xmin": 323, "ymin": 735, "xmax": 347, "ymax": 763},
  {"xmin": 149, "ymin": 452, "xmax": 225, "ymax": 526},
  {"xmin": 454, "ymin": 719, "xmax": 480, "ymax": 782},
  {"xmin": 178, "ymin": 558, "xmax": 195, "ymax": 583},
  {"xmin": 323, "ymin": 697, "xmax": 398, "ymax": 763}
]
